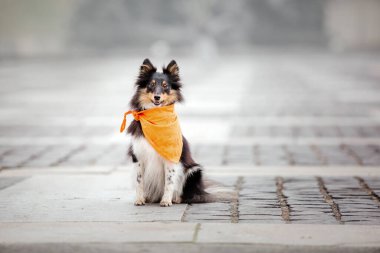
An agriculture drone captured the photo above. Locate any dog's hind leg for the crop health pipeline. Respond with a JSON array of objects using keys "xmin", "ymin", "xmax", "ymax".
[{"xmin": 172, "ymin": 166, "xmax": 185, "ymax": 204}]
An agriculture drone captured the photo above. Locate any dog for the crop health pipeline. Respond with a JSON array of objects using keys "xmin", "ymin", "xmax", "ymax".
[{"xmin": 126, "ymin": 58, "xmax": 207, "ymax": 207}]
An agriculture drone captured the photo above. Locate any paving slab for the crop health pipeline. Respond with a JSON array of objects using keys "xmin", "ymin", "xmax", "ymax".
[
  {"xmin": 204, "ymin": 166, "xmax": 380, "ymax": 176},
  {"xmin": 0, "ymin": 173, "xmax": 187, "ymax": 222},
  {"xmin": 0, "ymin": 222, "xmax": 196, "ymax": 243},
  {"xmin": 1, "ymin": 222, "xmax": 380, "ymax": 251},
  {"xmin": 197, "ymin": 224, "xmax": 380, "ymax": 247},
  {"xmin": 0, "ymin": 177, "xmax": 27, "ymax": 190},
  {"xmin": 2, "ymin": 243, "xmax": 380, "ymax": 253}
]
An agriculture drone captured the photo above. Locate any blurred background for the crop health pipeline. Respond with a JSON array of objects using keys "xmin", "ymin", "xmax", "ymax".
[
  {"xmin": 0, "ymin": 0, "xmax": 380, "ymax": 169},
  {"xmin": 1, "ymin": 0, "xmax": 380, "ymax": 57}
]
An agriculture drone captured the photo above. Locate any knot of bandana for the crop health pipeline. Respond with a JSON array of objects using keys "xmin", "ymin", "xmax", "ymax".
[{"xmin": 120, "ymin": 110, "xmax": 141, "ymax": 133}]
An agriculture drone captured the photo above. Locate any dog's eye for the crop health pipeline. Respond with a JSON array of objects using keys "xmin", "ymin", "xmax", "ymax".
[
  {"xmin": 150, "ymin": 81, "xmax": 156, "ymax": 87},
  {"xmin": 162, "ymin": 81, "xmax": 167, "ymax": 88}
]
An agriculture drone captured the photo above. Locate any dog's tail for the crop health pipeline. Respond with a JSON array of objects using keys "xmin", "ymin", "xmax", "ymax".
[
  {"xmin": 181, "ymin": 165, "xmax": 238, "ymax": 204},
  {"xmin": 181, "ymin": 165, "xmax": 212, "ymax": 203},
  {"xmin": 181, "ymin": 165, "xmax": 235, "ymax": 203}
]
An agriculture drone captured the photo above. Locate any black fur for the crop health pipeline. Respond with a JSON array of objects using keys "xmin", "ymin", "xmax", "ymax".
[
  {"xmin": 182, "ymin": 169, "xmax": 207, "ymax": 203},
  {"xmin": 180, "ymin": 137, "xmax": 208, "ymax": 203},
  {"xmin": 127, "ymin": 120, "xmax": 143, "ymax": 137},
  {"xmin": 127, "ymin": 145, "xmax": 138, "ymax": 163},
  {"xmin": 180, "ymin": 137, "xmax": 198, "ymax": 169},
  {"xmin": 126, "ymin": 58, "xmax": 207, "ymax": 203}
]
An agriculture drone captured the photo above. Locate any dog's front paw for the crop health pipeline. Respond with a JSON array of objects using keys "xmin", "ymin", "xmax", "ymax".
[
  {"xmin": 134, "ymin": 198, "xmax": 146, "ymax": 206},
  {"xmin": 160, "ymin": 199, "xmax": 172, "ymax": 207}
]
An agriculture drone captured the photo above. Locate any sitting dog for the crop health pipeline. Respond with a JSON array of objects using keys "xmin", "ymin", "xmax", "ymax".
[{"xmin": 125, "ymin": 59, "xmax": 207, "ymax": 207}]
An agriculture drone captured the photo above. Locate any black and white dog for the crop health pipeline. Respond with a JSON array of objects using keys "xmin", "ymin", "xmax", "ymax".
[{"xmin": 127, "ymin": 59, "xmax": 207, "ymax": 207}]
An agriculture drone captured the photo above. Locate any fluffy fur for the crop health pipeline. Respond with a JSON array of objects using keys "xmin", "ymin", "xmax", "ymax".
[{"xmin": 126, "ymin": 58, "xmax": 207, "ymax": 207}]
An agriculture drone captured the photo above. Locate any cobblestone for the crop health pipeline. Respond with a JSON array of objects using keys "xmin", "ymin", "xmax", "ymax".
[
  {"xmin": 232, "ymin": 126, "xmax": 380, "ymax": 138},
  {"xmin": 0, "ymin": 143, "xmax": 379, "ymax": 168},
  {"xmin": 180, "ymin": 176, "xmax": 380, "ymax": 225}
]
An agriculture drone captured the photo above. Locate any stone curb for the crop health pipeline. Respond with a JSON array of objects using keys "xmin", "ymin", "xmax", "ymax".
[{"xmin": 0, "ymin": 222, "xmax": 380, "ymax": 247}]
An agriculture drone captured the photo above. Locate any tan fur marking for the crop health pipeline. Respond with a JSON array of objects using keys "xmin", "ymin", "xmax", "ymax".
[
  {"xmin": 168, "ymin": 64, "xmax": 179, "ymax": 75},
  {"xmin": 141, "ymin": 64, "xmax": 152, "ymax": 73},
  {"xmin": 148, "ymin": 92, "xmax": 156, "ymax": 101},
  {"xmin": 161, "ymin": 90, "xmax": 178, "ymax": 106},
  {"xmin": 138, "ymin": 89, "xmax": 153, "ymax": 106}
]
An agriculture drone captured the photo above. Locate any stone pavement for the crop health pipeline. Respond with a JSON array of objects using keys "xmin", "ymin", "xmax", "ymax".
[{"xmin": 0, "ymin": 50, "xmax": 380, "ymax": 252}]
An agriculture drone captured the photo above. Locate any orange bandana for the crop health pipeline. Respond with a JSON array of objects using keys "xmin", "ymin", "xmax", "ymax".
[{"xmin": 120, "ymin": 104, "xmax": 183, "ymax": 163}]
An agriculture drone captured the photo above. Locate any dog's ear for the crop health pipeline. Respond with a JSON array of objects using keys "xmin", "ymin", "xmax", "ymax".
[
  {"xmin": 165, "ymin": 60, "xmax": 179, "ymax": 76},
  {"xmin": 140, "ymin": 58, "xmax": 156, "ymax": 74}
]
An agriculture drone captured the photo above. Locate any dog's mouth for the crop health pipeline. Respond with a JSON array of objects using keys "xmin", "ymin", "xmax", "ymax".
[{"xmin": 152, "ymin": 100, "xmax": 163, "ymax": 106}]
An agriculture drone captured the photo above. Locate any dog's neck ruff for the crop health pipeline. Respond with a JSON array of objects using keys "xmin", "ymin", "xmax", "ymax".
[{"xmin": 120, "ymin": 104, "xmax": 183, "ymax": 163}]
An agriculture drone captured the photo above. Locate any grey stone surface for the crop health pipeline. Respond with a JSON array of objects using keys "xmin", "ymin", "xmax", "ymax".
[
  {"xmin": 0, "ymin": 177, "xmax": 27, "ymax": 190},
  {"xmin": 0, "ymin": 173, "xmax": 187, "ymax": 222},
  {"xmin": 257, "ymin": 146, "xmax": 289, "ymax": 166},
  {"xmin": 349, "ymin": 145, "xmax": 380, "ymax": 166},
  {"xmin": 1, "ymin": 52, "xmax": 380, "ymax": 249},
  {"xmin": 0, "ymin": 146, "xmax": 47, "ymax": 168},
  {"xmin": 3, "ymin": 171, "xmax": 379, "ymax": 225},
  {"xmin": 1, "ymin": 143, "xmax": 379, "ymax": 167},
  {"xmin": 318, "ymin": 146, "xmax": 358, "ymax": 166},
  {"xmin": 197, "ymin": 223, "xmax": 380, "ymax": 246},
  {"xmin": 0, "ymin": 222, "xmax": 196, "ymax": 243},
  {"xmin": 285, "ymin": 145, "xmax": 323, "ymax": 165},
  {"xmin": 184, "ymin": 202, "xmax": 232, "ymax": 223},
  {"xmin": 2, "ymin": 243, "xmax": 380, "ymax": 253}
]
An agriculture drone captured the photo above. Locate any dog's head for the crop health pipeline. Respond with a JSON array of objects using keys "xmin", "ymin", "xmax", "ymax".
[{"xmin": 130, "ymin": 58, "xmax": 183, "ymax": 110}]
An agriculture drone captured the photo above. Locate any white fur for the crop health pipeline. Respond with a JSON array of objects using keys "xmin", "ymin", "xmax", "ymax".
[
  {"xmin": 140, "ymin": 100, "xmax": 162, "ymax": 110},
  {"xmin": 131, "ymin": 136, "xmax": 185, "ymax": 205}
]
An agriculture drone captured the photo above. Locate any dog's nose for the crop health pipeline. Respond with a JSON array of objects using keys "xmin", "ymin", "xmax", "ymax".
[{"xmin": 154, "ymin": 96, "xmax": 161, "ymax": 101}]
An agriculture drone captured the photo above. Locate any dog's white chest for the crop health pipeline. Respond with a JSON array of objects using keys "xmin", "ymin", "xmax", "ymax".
[{"xmin": 132, "ymin": 136, "xmax": 165, "ymax": 165}]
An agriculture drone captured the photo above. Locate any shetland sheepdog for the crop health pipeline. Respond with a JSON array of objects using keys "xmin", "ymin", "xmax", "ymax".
[{"xmin": 126, "ymin": 59, "xmax": 207, "ymax": 207}]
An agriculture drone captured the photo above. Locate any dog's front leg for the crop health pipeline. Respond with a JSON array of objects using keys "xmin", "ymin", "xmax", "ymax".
[
  {"xmin": 160, "ymin": 163, "xmax": 176, "ymax": 207},
  {"xmin": 134, "ymin": 162, "xmax": 145, "ymax": 205}
]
